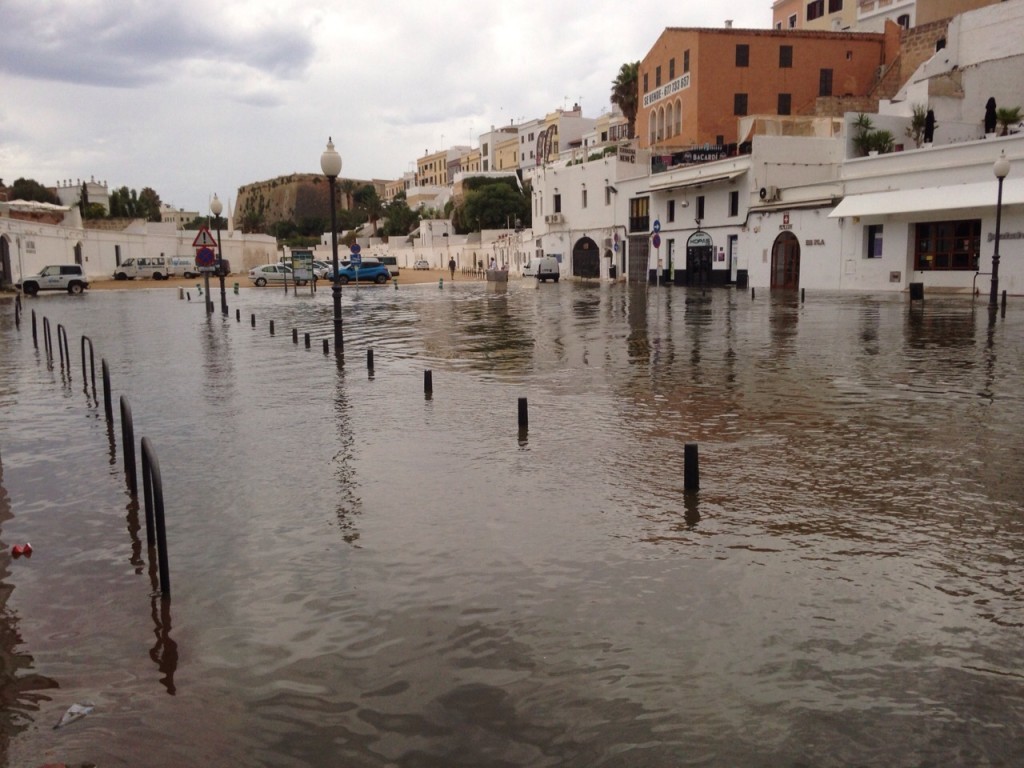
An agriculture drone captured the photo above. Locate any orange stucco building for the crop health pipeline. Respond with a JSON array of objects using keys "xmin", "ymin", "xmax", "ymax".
[{"xmin": 638, "ymin": 27, "xmax": 887, "ymax": 151}]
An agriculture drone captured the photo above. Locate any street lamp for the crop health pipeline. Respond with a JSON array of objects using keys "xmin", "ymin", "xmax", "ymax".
[
  {"xmin": 990, "ymin": 150, "xmax": 1011, "ymax": 309},
  {"xmin": 211, "ymin": 194, "xmax": 227, "ymax": 316},
  {"xmin": 320, "ymin": 137, "xmax": 344, "ymax": 356}
]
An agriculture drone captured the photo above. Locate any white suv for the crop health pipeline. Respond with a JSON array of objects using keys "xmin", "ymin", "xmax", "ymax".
[{"xmin": 16, "ymin": 265, "xmax": 90, "ymax": 296}]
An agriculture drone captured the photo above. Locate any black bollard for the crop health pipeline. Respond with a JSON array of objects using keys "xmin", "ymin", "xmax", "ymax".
[
  {"xmin": 304, "ymin": 333, "xmax": 311, "ymax": 349},
  {"xmin": 518, "ymin": 397, "xmax": 528, "ymax": 431},
  {"xmin": 751, "ymin": 287, "xmax": 755, "ymax": 299},
  {"xmin": 801, "ymin": 288, "xmax": 805, "ymax": 303},
  {"xmin": 236, "ymin": 308, "xmax": 240, "ymax": 322},
  {"xmin": 292, "ymin": 328, "xmax": 298, "ymax": 344},
  {"xmin": 251, "ymin": 313, "xmax": 256, "ymax": 327},
  {"xmin": 1002, "ymin": 290, "xmax": 1007, "ymax": 317},
  {"xmin": 101, "ymin": 358, "xmax": 113, "ymax": 421},
  {"xmin": 31, "ymin": 309, "xmax": 37, "ymax": 348},
  {"xmin": 269, "ymin": 320, "xmax": 275, "ymax": 335},
  {"xmin": 367, "ymin": 349, "xmax": 374, "ymax": 371},
  {"xmin": 322, "ymin": 339, "xmax": 329, "ymax": 354},
  {"xmin": 424, "ymin": 370, "xmax": 433, "ymax": 394},
  {"xmin": 684, "ymin": 442, "xmax": 700, "ymax": 491}
]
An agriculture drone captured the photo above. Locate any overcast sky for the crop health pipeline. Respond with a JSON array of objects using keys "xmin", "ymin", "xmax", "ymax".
[{"xmin": 2, "ymin": 1, "xmax": 771, "ymax": 215}]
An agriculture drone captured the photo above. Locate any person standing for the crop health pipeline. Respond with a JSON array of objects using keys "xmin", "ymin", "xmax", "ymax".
[{"xmin": 448, "ymin": 257, "xmax": 456, "ymax": 279}]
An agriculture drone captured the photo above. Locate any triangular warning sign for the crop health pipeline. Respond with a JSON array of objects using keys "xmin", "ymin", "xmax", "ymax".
[{"xmin": 192, "ymin": 226, "xmax": 217, "ymax": 248}]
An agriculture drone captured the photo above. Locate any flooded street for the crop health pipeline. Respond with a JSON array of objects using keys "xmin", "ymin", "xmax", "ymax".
[{"xmin": 0, "ymin": 280, "xmax": 1022, "ymax": 767}]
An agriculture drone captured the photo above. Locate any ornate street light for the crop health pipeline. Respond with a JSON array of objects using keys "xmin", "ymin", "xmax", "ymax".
[
  {"xmin": 990, "ymin": 151, "xmax": 1011, "ymax": 309},
  {"xmin": 210, "ymin": 194, "xmax": 227, "ymax": 316},
  {"xmin": 320, "ymin": 137, "xmax": 344, "ymax": 356}
]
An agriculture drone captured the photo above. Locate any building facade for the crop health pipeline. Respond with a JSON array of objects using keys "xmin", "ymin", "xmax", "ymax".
[{"xmin": 637, "ymin": 27, "xmax": 887, "ymax": 151}]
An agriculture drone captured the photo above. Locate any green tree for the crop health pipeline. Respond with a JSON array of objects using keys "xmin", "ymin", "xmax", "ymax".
[
  {"xmin": 138, "ymin": 187, "xmax": 162, "ymax": 222},
  {"xmin": 454, "ymin": 180, "xmax": 529, "ymax": 233},
  {"xmin": 381, "ymin": 194, "xmax": 420, "ymax": 238},
  {"xmin": 10, "ymin": 177, "xmax": 60, "ymax": 204},
  {"xmin": 611, "ymin": 61, "xmax": 640, "ymax": 139},
  {"xmin": 353, "ymin": 184, "xmax": 384, "ymax": 236},
  {"xmin": 996, "ymin": 106, "xmax": 1022, "ymax": 136},
  {"xmin": 109, "ymin": 186, "xmax": 137, "ymax": 217}
]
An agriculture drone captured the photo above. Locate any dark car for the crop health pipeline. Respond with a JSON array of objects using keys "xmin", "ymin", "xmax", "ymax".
[{"xmin": 335, "ymin": 262, "xmax": 391, "ymax": 285}]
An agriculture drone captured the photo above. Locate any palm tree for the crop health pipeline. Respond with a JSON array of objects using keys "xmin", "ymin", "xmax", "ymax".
[
  {"xmin": 996, "ymin": 106, "xmax": 1022, "ymax": 136},
  {"xmin": 339, "ymin": 179, "xmax": 358, "ymax": 211},
  {"xmin": 611, "ymin": 61, "xmax": 640, "ymax": 139}
]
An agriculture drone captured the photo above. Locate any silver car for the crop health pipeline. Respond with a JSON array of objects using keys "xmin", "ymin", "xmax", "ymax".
[{"xmin": 249, "ymin": 264, "xmax": 309, "ymax": 286}]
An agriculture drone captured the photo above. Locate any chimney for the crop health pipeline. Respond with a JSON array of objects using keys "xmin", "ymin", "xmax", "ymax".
[{"xmin": 724, "ymin": 19, "xmax": 733, "ymax": 28}]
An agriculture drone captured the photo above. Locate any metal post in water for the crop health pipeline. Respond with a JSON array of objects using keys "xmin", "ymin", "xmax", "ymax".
[
  {"xmin": 57, "ymin": 323, "xmax": 71, "ymax": 375},
  {"xmin": 751, "ymin": 287, "xmax": 756, "ymax": 299},
  {"xmin": 801, "ymin": 288, "xmax": 805, "ymax": 303},
  {"xmin": 31, "ymin": 309, "xmax": 37, "ymax": 348},
  {"xmin": 367, "ymin": 349, "xmax": 374, "ymax": 371},
  {"xmin": 120, "ymin": 396, "xmax": 137, "ymax": 495},
  {"xmin": 424, "ymin": 370, "xmax": 433, "ymax": 394},
  {"xmin": 518, "ymin": 397, "xmax": 528, "ymax": 431},
  {"xmin": 251, "ymin": 313, "xmax": 256, "ymax": 327},
  {"xmin": 1002, "ymin": 290, "xmax": 1007, "ymax": 317},
  {"xmin": 81, "ymin": 336, "xmax": 96, "ymax": 394},
  {"xmin": 322, "ymin": 339, "xmax": 329, "ymax": 354},
  {"xmin": 304, "ymin": 333, "xmax": 311, "ymax": 349},
  {"xmin": 684, "ymin": 442, "xmax": 700, "ymax": 491},
  {"xmin": 141, "ymin": 437, "xmax": 171, "ymax": 597},
  {"xmin": 269, "ymin": 320, "xmax": 275, "ymax": 335},
  {"xmin": 101, "ymin": 359, "xmax": 113, "ymax": 421},
  {"xmin": 236, "ymin": 309, "xmax": 240, "ymax": 322},
  {"xmin": 292, "ymin": 329, "xmax": 298, "ymax": 344}
]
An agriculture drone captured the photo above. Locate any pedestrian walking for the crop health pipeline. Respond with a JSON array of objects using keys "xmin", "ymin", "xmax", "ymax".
[{"xmin": 448, "ymin": 257, "xmax": 456, "ymax": 279}]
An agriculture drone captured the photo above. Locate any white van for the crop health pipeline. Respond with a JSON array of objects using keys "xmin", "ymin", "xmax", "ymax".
[
  {"xmin": 170, "ymin": 256, "xmax": 202, "ymax": 279},
  {"xmin": 524, "ymin": 256, "xmax": 560, "ymax": 282},
  {"xmin": 113, "ymin": 256, "xmax": 172, "ymax": 281}
]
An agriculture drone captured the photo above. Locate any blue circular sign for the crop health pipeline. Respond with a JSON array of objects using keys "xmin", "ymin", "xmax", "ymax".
[
  {"xmin": 195, "ymin": 247, "xmax": 216, "ymax": 267},
  {"xmin": 652, "ymin": 233, "xmax": 662, "ymax": 248},
  {"xmin": 350, "ymin": 244, "xmax": 361, "ymax": 254},
  {"xmin": 653, "ymin": 220, "xmax": 661, "ymax": 233}
]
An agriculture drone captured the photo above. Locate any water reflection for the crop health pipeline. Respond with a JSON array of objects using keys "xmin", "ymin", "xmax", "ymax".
[
  {"xmin": 0, "ymin": 454, "xmax": 59, "ymax": 748},
  {"xmin": 1, "ymin": 287, "xmax": 1022, "ymax": 766}
]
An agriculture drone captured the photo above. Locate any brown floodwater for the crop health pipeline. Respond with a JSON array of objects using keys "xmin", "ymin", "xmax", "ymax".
[{"xmin": 0, "ymin": 281, "xmax": 1021, "ymax": 767}]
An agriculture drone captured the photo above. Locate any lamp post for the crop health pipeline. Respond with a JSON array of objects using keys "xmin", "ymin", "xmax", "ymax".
[
  {"xmin": 321, "ymin": 137, "xmax": 344, "ymax": 356},
  {"xmin": 990, "ymin": 151, "xmax": 1011, "ymax": 309},
  {"xmin": 211, "ymin": 194, "xmax": 227, "ymax": 316}
]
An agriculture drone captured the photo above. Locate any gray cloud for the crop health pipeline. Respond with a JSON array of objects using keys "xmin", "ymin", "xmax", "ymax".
[{"xmin": 1, "ymin": 1, "xmax": 314, "ymax": 88}]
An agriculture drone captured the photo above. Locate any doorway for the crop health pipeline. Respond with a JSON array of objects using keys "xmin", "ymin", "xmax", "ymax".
[{"xmin": 771, "ymin": 232, "xmax": 800, "ymax": 290}]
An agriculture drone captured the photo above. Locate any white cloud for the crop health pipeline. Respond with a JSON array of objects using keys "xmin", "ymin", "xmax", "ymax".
[{"xmin": 2, "ymin": 0, "xmax": 770, "ymax": 212}]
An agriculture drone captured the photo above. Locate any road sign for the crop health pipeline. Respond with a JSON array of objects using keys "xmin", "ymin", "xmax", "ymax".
[
  {"xmin": 192, "ymin": 227, "xmax": 217, "ymax": 248},
  {"xmin": 350, "ymin": 244, "xmax": 361, "ymax": 254},
  {"xmin": 350, "ymin": 253, "xmax": 362, "ymax": 266},
  {"xmin": 652, "ymin": 233, "xmax": 661, "ymax": 249},
  {"xmin": 195, "ymin": 246, "xmax": 216, "ymax": 267},
  {"xmin": 653, "ymin": 220, "xmax": 661, "ymax": 233}
]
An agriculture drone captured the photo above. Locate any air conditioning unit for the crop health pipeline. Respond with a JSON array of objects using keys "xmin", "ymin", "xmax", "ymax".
[
  {"xmin": 759, "ymin": 185, "xmax": 779, "ymax": 202},
  {"xmin": 545, "ymin": 213, "xmax": 563, "ymax": 224}
]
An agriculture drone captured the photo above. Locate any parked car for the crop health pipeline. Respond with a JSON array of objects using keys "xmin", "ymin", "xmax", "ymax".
[
  {"xmin": 249, "ymin": 264, "xmax": 308, "ymax": 286},
  {"xmin": 335, "ymin": 262, "xmax": 391, "ymax": 285},
  {"xmin": 16, "ymin": 264, "xmax": 89, "ymax": 296},
  {"xmin": 526, "ymin": 256, "xmax": 560, "ymax": 282},
  {"xmin": 312, "ymin": 260, "xmax": 332, "ymax": 279},
  {"xmin": 113, "ymin": 256, "xmax": 172, "ymax": 281},
  {"xmin": 413, "ymin": 260, "xmax": 431, "ymax": 270},
  {"xmin": 378, "ymin": 256, "xmax": 400, "ymax": 276}
]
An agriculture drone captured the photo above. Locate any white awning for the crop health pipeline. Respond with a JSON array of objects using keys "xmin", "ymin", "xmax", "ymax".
[
  {"xmin": 830, "ymin": 179, "xmax": 1024, "ymax": 218},
  {"xmin": 647, "ymin": 169, "xmax": 745, "ymax": 193}
]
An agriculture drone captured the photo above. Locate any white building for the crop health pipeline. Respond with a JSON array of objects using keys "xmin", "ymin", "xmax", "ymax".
[{"xmin": 0, "ymin": 204, "xmax": 277, "ymax": 287}]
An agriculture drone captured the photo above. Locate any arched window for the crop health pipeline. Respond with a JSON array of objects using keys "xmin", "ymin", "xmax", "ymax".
[
  {"xmin": 674, "ymin": 98, "xmax": 682, "ymax": 136},
  {"xmin": 897, "ymin": 14, "xmax": 910, "ymax": 29},
  {"xmin": 649, "ymin": 110, "xmax": 657, "ymax": 143}
]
